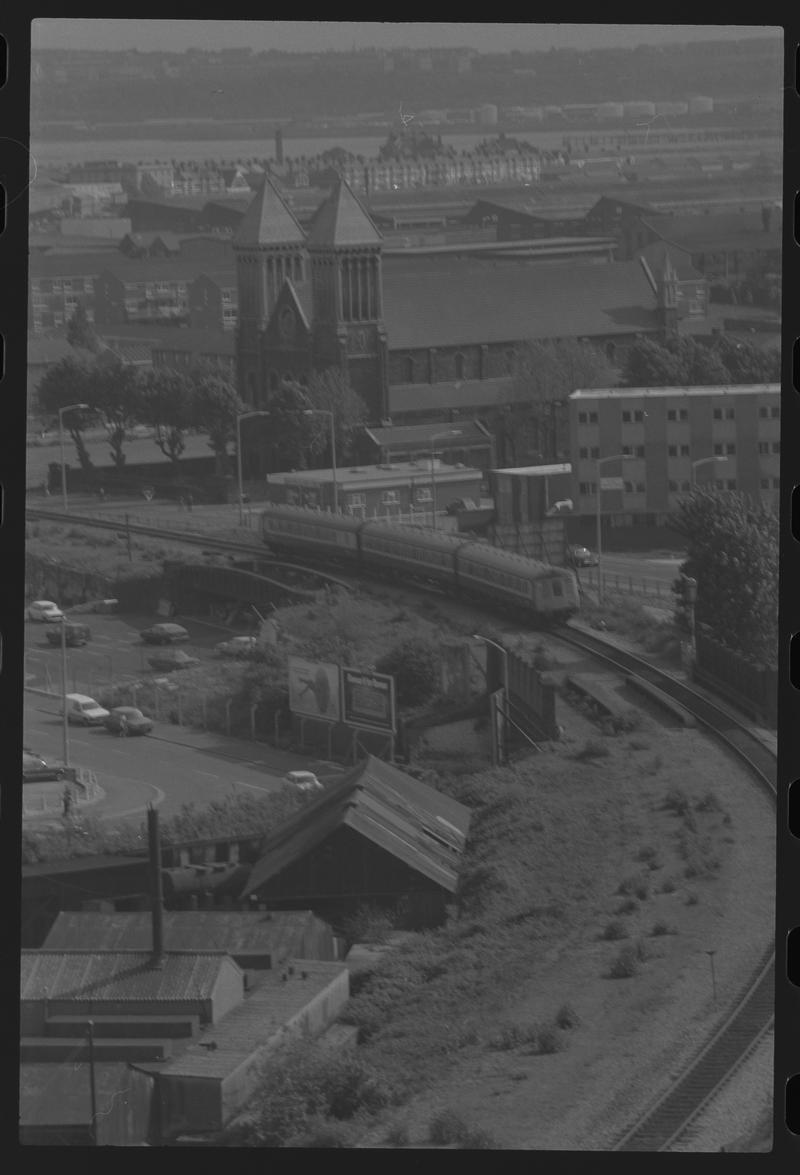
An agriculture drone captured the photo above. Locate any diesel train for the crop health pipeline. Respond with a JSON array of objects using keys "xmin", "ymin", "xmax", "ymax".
[{"xmin": 260, "ymin": 505, "xmax": 580, "ymax": 624}]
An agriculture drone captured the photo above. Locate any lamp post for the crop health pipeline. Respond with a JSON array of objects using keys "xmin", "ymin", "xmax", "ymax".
[
  {"xmin": 691, "ymin": 455, "xmax": 728, "ymax": 487},
  {"xmin": 430, "ymin": 429, "xmax": 462, "ymax": 529},
  {"xmin": 236, "ymin": 410, "xmax": 271, "ymax": 526},
  {"xmin": 302, "ymin": 408, "xmax": 338, "ymax": 514},
  {"xmin": 60, "ymin": 615, "xmax": 70, "ymax": 768},
  {"xmin": 595, "ymin": 453, "xmax": 628, "ymax": 606},
  {"xmin": 58, "ymin": 402, "xmax": 89, "ymax": 512},
  {"xmin": 473, "ymin": 633, "xmax": 509, "ymax": 765}
]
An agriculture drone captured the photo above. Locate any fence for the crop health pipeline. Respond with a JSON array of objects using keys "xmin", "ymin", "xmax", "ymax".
[
  {"xmin": 581, "ymin": 568, "xmax": 672, "ymax": 602},
  {"xmin": 694, "ymin": 629, "xmax": 778, "ymax": 728}
]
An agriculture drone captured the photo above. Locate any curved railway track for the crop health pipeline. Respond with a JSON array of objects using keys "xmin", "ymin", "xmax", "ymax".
[
  {"xmin": 28, "ymin": 506, "xmax": 776, "ymax": 1148},
  {"xmin": 554, "ymin": 625, "xmax": 776, "ymax": 1151}
]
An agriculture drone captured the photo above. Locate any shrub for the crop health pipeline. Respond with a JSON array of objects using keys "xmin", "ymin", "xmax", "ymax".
[
  {"xmin": 385, "ymin": 1122, "xmax": 410, "ymax": 1147},
  {"xmin": 460, "ymin": 1127, "xmax": 498, "ymax": 1149},
  {"xmin": 376, "ymin": 637, "xmax": 439, "ymax": 707},
  {"xmin": 617, "ymin": 873, "xmax": 647, "ymax": 897},
  {"xmin": 429, "ymin": 1109, "xmax": 472, "ymax": 1146},
  {"xmin": 634, "ymin": 881, "xmax": 650, "ymax": 901},
  {"xmin": 340, "ymin": 904, "xmax": 397, "ymax": 947},
  {"xmin": 533, "ymin": 1025, "xmax": 565, "ymax": 1055},
  {"xmin": 608, "ymin": 946, "xmax": 640, "ymax": 979},
  {"xmin": 488, "ymin": 1023, "xmax": 532, "ymax": 1051},
  {"xmin": 608, "ymin": 710, "xmax": 642, "ymax": 734},
  {"xmin": 601, "ymin": 919, "xmax": 629, "ymax": 941},
  {"xmin": 685, "ymin": 891, "xmax": 699, "ymax": 906},
  {"xmin": 651, "ymin": 921, "xmax": 678, "ymax": 937},
  {"xmin": 286, "ymin": 1117, "xmax": 360, "ymax": 1148},
  {"xmin": 636, "ymin": 845, "xmax": 658, "ymax": 864},
  {"xmin": 555, "ymin": 1003, "xmax": 580, "ymax": 1030},
  {"xmin": 664, "ymin": 788, "xmax": 691, "ymax": 816},
  {"xmin": 694, "ymin": 789, "xmax": 722, "ymax": 813},
  {"xmin": 573, "ymin": 738, "xmax": 611, "ymax": 762},
  {"xmin": 660, "ymin": 877, "xmax": 677, "ymax": 894},
  {"xmin": 615, "ymin": 898, "xmax": 638, "ymax": 916}
]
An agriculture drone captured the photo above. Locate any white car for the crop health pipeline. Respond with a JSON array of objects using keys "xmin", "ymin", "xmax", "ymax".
[
  {"xmin": 27, "ymin": 600, "xmax": 65, "ymax": 622},
  {"xmin": 216, "ymin": 636, "xmax": 259, "ymax": 657},
  {"xmin": 284, "ymin": 770, "xmax": 324, "ymax": 793},
  {"xmin": 65, "ymin": 693, "xmax": 111, "ymax": 726}
]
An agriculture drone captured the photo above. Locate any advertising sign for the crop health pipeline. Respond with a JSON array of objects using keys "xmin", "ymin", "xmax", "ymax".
[
  {"xmin": 341, "ymin": 667, "xmax": 396, "ymax": 733},
  {"xmin": 288, "ymin": 656, "xmax": 341, "ymax": 721}
]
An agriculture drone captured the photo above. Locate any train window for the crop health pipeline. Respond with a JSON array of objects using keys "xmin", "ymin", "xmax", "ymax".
[{"xmin": 553, "ymin": 581, "xmax": 563, "ymax": 597}]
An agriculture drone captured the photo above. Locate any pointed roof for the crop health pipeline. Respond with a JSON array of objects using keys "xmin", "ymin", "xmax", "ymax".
[
  {"xmin": 233, "ymin": 174, "xmax": 306, "ymax": 249},
  {"xmin": 307, "ymin": 179, "xmax": 382, "ymax": 249}
]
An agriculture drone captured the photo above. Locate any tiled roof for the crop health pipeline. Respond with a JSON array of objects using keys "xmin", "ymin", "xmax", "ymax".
[
  {"xmin": 20, "ymin": 950, "xmax": 235, "ymax": 1002},
  {"xmin": 233, "ymin": 175, "xmax": 305, "ymax": 248},
  {"xmin": 243, "ymin": 755, "xmax": 471, "ymax": 898},
  {"xmin": 382, "ymin": 259, "xmax": 659, "ymax": 349},
  {"xmin": 43, "ymin": 910, "xmax": 322, "ymax": 960},
  {"xmin": 307, "ymin": 179, "xmax": 383, "ymax": 248}
]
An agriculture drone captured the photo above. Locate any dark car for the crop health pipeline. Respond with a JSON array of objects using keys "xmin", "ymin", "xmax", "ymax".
[
  {"xmin": 104, "ymin": 706, "xmax": 154, "ymax": 736},
  {"xmin": 568, "ymin": 545, "xmax": 599, "ymax": 568},
  {"xmin": 445, "ymin": 497, "xmax": 477, "ymax": 515},
  {"xmin": 45, "ymin": 622, "xmax": 92, "ymax": 647},
  {"xmin": 147, "ymin": 649, "xmax": 201, "ymax": 673},
  {"xmin": 23, "ymin": 748, "xmax": 66, "ymax": 782},
  {"xmin": 140, "ymin": 623, "xmax": 190, "ymax": 645}
]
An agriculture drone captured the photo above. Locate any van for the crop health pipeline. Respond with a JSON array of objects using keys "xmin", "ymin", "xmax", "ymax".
[
  {"xmin": 46, "ymin": 622, "xmax": 92, "ymax": 647},
  {"xmin": 64, "ymin": 693, "xmax": 110, "ymax": 726}
]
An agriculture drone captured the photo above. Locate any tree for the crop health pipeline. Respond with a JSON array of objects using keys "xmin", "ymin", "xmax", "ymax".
[
  {"xmin": 66, "ymin": 303, "xmax": 100, "ymax": 353},
  {"xmin": 673, "ymin": 488, "xmax": 778, "ymax": 664},
  {"xmin": 375, "ymin": 638, "xmax": 439, "ymax": 708},
  {"xmin": 302, "ymin": 369, "xmax": 369, "ymax": 465},
  {"xmin": 621, "ymin": 335, "xmax": 780, "ymax": 388},
  {"xmin": 90, "ymin": 358, "xmax": 144, "ymax": 469},
  {"xmin": 500, "ymin": 339, "xmax": 616, "ymax": 465},
  {"xmin": 189, "ymin": 364, "xmax": 245, "ymax": 475},
  {"xmin": 35, "ymin": 356, "xmax": 98, "ymax": 472},
  {"xmin": 139, "ymin": 367, "xmax": 196, "ymax": 464}
]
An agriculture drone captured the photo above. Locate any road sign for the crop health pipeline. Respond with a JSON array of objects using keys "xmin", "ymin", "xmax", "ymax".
[{"xmin": 599, "ymin": 477, "xmax": 624, "ymax": 491}]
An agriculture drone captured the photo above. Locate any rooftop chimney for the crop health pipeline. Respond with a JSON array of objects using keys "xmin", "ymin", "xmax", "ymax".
[{"xmin": 147, "ymin": 806, "xmax": 165, "ymax": 969}]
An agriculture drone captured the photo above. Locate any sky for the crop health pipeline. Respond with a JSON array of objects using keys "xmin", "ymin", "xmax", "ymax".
[{"xmin": 31, "ymin": 20, "xmax": 781, "ymax": 55}]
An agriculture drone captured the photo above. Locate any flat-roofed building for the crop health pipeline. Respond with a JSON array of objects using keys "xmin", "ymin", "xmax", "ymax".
[{"xmin": 569, "ymin": 383, "xmax": 781, "ymax": 526}]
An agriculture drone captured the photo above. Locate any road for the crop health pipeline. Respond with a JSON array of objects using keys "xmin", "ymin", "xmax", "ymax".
[
  {"xmin": 591, "ymin": 552, "xmax": 685, "ymax": 586},
  {"xmin": 26, "ymin": 430, "xmax": 218, "ymax": 490},
  {"xmin": 23, "ymin": 693, "xmax": 342, "ymax": 826}
]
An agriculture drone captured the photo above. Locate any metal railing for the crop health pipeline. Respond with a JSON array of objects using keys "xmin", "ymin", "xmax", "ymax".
[{"xmin": 582, "ymin": 568, "xmax": 672, "ymax": 601}]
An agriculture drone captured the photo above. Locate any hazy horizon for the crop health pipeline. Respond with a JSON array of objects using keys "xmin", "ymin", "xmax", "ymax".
[{"xmin": 32, "ymin": 20, "xmax": 781, "ymax": 55}]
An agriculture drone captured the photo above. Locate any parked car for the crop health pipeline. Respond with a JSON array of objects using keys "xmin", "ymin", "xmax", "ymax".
[
  {"xmin": 104, "ymin": 706, "xmax": 154, "ymax": 736},
  {"xmin": 64, "ymin": 693, "xmax": 110, "ymax": 726},
  {"xmin": 26, "ymin": 600, "xmax": 65, "ymax": 622},
  {"xmin": 140, "ymin": 623, "xmax": 191, "ymax": 645},
  {"xmin": 284, "ymin": 770, "xmax": 324, "ymax": 793},
  {"xmin": 445, "ymin": 497, "xmax": 477, "ymax": 515},
  {"xmin": 23, "ymin": 747, "xmax": 66, "ymax": 782},
  {"xmin": 147, "ymin": 649, "xmax": 201, "ymax": 673},
  {"xmin": 568, "ymin": 545, "xmax": 599, "ymax": 567},
  {"xmin": 216, "ymin": 636, "xmax": 259, "ymax": 657},
  {"xmin": 45, "ymin": 622, "xmax": 91, "ymax": 647}
]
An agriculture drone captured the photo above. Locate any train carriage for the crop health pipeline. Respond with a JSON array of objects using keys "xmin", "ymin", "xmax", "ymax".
[
  {"xmin": 261, "ymin": 504, "xmax": 362, "ymax": 564},
  {"xmin": 456, "ymin": 542, "xmax": 579, "ymax": 622},
  {"xmin": 358, "ymin": 522, "xmax": 465, "ymax": 588}
]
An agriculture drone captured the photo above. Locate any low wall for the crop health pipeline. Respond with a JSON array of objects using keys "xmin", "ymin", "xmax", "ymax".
[
  {"xmin": 25, "ymin": 552, "xmax": 163, "ymax": 612},
  {"xmin": 50, "ymin": 457, "xmax": 232, "ymax": 504}
]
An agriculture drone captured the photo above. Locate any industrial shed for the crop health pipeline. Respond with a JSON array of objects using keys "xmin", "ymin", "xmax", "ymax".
[{"xmin": 242, "ymin": 755, "xmax": 471, "ymax": 927}]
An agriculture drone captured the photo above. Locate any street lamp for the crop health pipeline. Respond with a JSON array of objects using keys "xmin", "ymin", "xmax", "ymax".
[
  {"xmin": 58, "ymin": 402, "xmax": 89, "ymax": 512},
  {"xmin": 595, "ymin": 453, "xmax": 629, "ymax": 606},
  {"xmin": 302, "ymin": 408, "xmax": 338, "ymax": 514},
  {"xmin": 430, "ymin": 430, "xmax": 462, "ymax": 529},
  {"xmin": 60, "ymin": 615, "xmax": 71, "ymax": 768},
  {"xmin": 473, "ymin": 633, "xmax": 509, "ymax": 765},
  {"xmin": 236, "ymin": 410, "xmax": 271, "ymax": 526},
  {"xmin": 691, "ymin": 455, "xmax": 727, "ymax": 486}
]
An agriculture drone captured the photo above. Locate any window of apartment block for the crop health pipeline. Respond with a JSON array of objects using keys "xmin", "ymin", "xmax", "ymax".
[
  {"xmin": 771, "ymin": 406, "xmax": 780, "ymax": 419},
  {"xmin": 726, "ymin": 479, "xmax": 737, "ymax": 490},
  {"xmin": 760, "ymin": 478, "xmax": 770, "ymax": 489},
  {"xmin": 590, "ymin": 446, "xmax": 599, "ymax": 459},
  {"xmin": 635, "ymin": 482, "xmax": 645, "ymax": 493},
  {"xmin": 634, "ymin": 410, "xmax": 644, "ymax": 422},
  {"xmin": 667, "ymin": 410, "xmax": 677, "ymax": 422},
  {"xmin": 724, "ymin": 442, "xmax": 737, "ymax": 455},
  {"xmin": 579, "ymin": 482, "xmax": 590, "ymax": 495},
  {"xmin": 415, "ymin": 488, "xmax": 432, "ymax": 502},
  {"xmin": 52, "ymin": 281, "xmax": 62, "ymax": 292},
  {"xmin": 679, "ymin": 409, "xmax": 689, "ymax": 421},
  {"xmin": 758, "ymin": 441, "xmax": 769, "ymax": 454},
  {"xmin": 680, "ymin": 445, "xmax": 690, "ymax": 457},
  {"xmin": 772, "ymin": 442, "xmax": 780, "ymax": 454},
  {"xmin": 579, "ymin": 447, "xmax": 588, "ymax": 459},
  {"xmin": 381, "ymin": 490, "xmax": 399, "ymax": 504},
  {"xmin": 725, "ymin": 408, "xmax": 735, "ymax": 420},
  {"xmin": 668, "ymin": 445, "xmax": 677, "ymax": 457},
  {"xmin": 589, "ymin": 412, "xmax": 598, "ymax": 424},
  {"xmin": 681, "ymin": 481, "xmax": 691, "ymax": 492},
  {"xmin": 714, "ymin": 443, "xmax": 724, "ymax": 456},
  {"xmin": 635, "ymin": 445, "xmax": 645, "ymax": 458},
  {"xmin": 772, "ymin": 478, "xmax": 780, "ymax": 489},
  {"xmin": 623, "ymin": 481, "xmax": 633, "ymax": 493},
  {"xmin": 759, "ymin": 406, "xmax": 768, "ymax": 418},
  {"xmin": 348, "ymin": 493, "xmax": 366, "ymax": 507},
  {"xmin": 622, "ymin": 410, "xmax": 631, "ymax": 423},
  {"xmin": 622, "ymin": 445, "xmax": 632, "ymax": 456},
  {"xmin": 713, "ymin": 408, "xmax": 722, "ymax": 420},
  {"xmin": 578, "ymin": 412, "xmax": 587, "ymax": 424},
  {"xmin": 668, "ymin": 480, "xmax": 678, "ymax": 492},
  {"xmin": 715, "ymin": 479, "xmax": 725, "ymax": 488}
]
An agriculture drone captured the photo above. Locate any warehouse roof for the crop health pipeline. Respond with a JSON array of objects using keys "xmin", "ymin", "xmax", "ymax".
[
  {"xmin": 20, "ymin": 950, "xmax": 237, "ymax": 1002},
  {"xmin": 640, "ymin": 210, "xmax": 782, "ymax": 253},
  {"xmin": 382, "ymin": 259, "xmax": 659, "ymax": 348},
  {"xmin": 244, "ymin": 755, "xmax": 471, "ymax": 897}
]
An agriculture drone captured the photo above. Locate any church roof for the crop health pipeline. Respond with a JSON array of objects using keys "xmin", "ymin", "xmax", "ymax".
[
  {"xmin": 306, "ymin": 179, "xmax": 383, "ymax": 248},
  {"xmin": 233, "ymin": 174, "xmax": 306, "ymax": 248}
]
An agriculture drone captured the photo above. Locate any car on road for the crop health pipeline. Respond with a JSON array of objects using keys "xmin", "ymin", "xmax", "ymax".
[
  {"xmin": 45, "ymin": 621, "xmax": 92, "ymax": 647},
  {"xmin": 104, "ymin": 706, "xmax": 154, "ymax": 736},
  {"xmin": 216, "ymin": 636, "xmax": 259, "ymax": 657},
  {"xmin": 64, "ymin": 693, "xmax": 111, "ymax": 726},
  {"xmin": 445, "ymin": 497, "xmax": 477, "ymax": 515},
  {"xmin": 568, "ymin": 545, "xmax": 599, "ymax": 567},
  {"xmin": 147, "ymin": 649, "xmax": 201, "ymax": 673},
  {"xmin": 23, "ymin": 747, "xmax": 67, "ymax": 782},
  {"xmin": 26, "ymin": 600, "xmax": 65, "ymax": 622},
  {"xmin": 284, "ymin": 770, "xmax": 324, "ymax": 793},
  {"xmin": 140, "ymin": 622, "xmax": 191, "ymax": 645}
]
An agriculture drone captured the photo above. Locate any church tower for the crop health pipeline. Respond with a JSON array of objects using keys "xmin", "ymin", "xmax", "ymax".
[
  {"xmin": 306, "ymin": 179, "xmax": 389, "ymax": 421},
  {"xmin": 233, "ymin": 175, "xmax": 309, "ymax": 407}
]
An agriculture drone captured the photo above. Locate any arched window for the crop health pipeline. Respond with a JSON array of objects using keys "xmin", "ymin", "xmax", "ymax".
[{"xmin": 454, "ymin": 352, "xmax": 465, "ymax": 380}]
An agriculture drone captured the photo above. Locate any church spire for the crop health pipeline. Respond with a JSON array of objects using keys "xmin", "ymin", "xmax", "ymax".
[
  {"xmin": 307, "ymin": 178, "xmax": 382, "ymax": 248},
  {"xmin": 233, "ymin": 174, "xmax": 306, "ymax": 248}
]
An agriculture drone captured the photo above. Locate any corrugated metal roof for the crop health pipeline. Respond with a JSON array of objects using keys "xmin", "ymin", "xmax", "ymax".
[
  {"xmin": 382, "ymin": 260, "xmax": 659, "ymax": 349},
  {"xmin": 20, "ymin": 951, "xmax": 237, "ymax": 1002},
  {"xmin": 570, "ymin": 383, "xmax": 780, "ymax": 401},
  {"xmin": 243, "ymin": 756, "xmax": 470, "ymax": 898},
  {"xmin": 43, "ymin": 911, "xmax": 320, "ymax": 958}
]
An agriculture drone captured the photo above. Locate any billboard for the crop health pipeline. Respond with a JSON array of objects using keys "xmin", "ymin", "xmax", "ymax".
[
  {"xmin": 341, "ymin": 667, "xmax": 396, "ymax": 734},
  {"xmin": 288, "ymin": 656, "xmax": 341, "ymax": 721}
]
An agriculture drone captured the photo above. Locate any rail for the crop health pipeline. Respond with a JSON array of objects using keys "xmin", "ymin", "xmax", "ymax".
[{"xmin": 554, "ymin": 624, "xmax": 776, "ymax": 1151}]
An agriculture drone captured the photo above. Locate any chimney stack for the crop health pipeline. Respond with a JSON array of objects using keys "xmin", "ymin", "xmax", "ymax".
[{"xmin": 147, "ymin": 806, "xmax": 165, "ymax": 969}]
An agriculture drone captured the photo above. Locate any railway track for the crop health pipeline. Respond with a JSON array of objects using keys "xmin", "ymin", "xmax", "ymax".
[{"xmin": 554, "ymin": 625, "xmax": 776, "ymax": 1151}]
